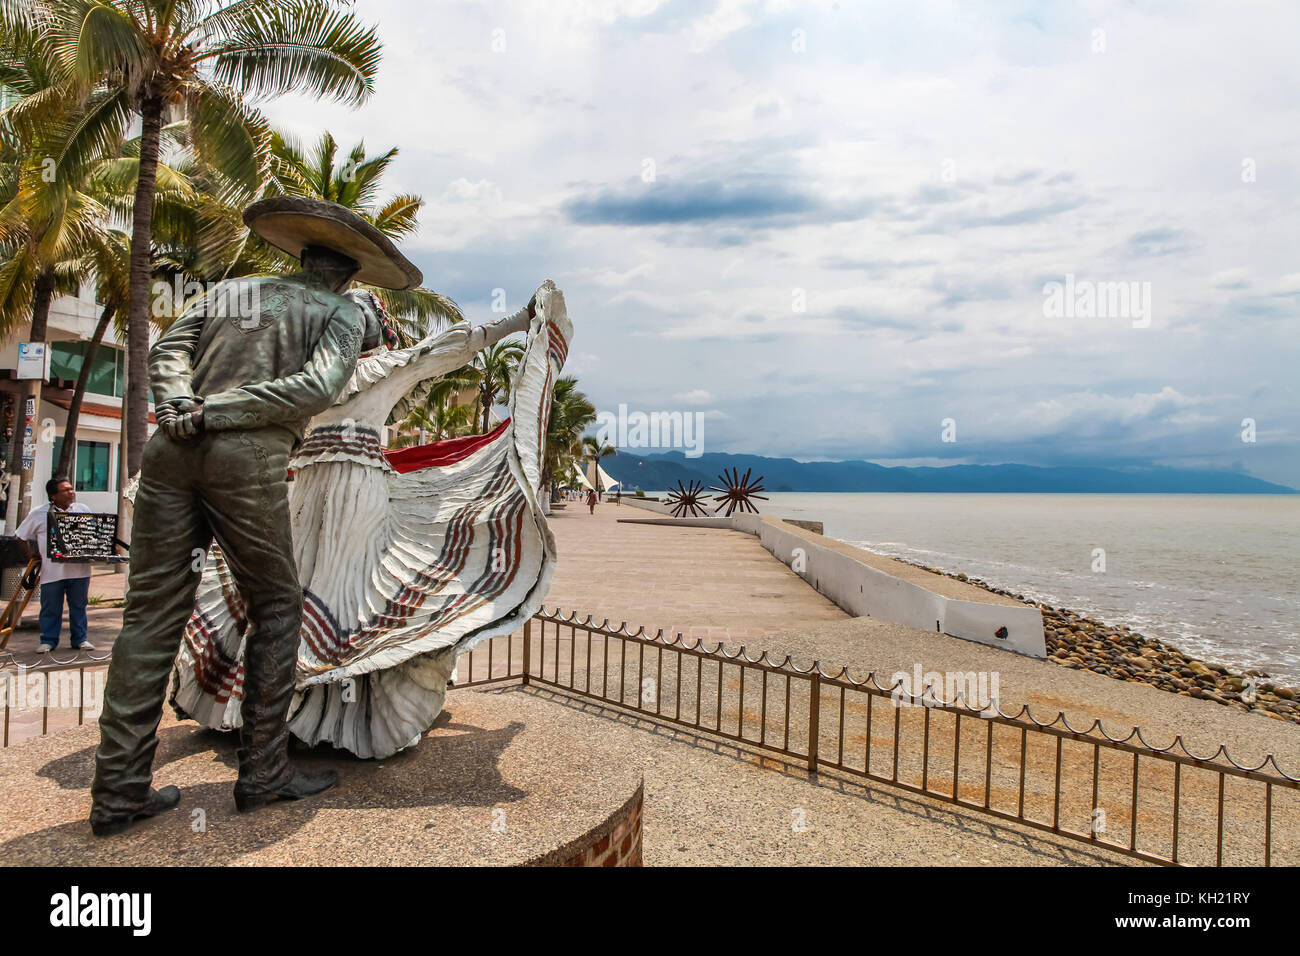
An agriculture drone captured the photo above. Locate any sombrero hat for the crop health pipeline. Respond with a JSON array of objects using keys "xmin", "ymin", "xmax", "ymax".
[{"xmin": 243, "ymin": 196, "xmax": 423, "ymax": 291}]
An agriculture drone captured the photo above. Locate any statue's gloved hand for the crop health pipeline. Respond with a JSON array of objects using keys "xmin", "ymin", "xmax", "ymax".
[
  {"xmin": 157, "ymin": 398, "xmax": 205, "ymax": 440},
  {"xmin": 155, "ymin": 404, "xmax": 180, "ymax": 434},
  {"xmin": 173, "ymin": 405, "xmax": 204, "ymax": 439}
]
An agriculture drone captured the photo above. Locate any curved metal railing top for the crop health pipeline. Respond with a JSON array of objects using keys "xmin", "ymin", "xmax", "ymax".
[{"xmin": 533, "ymin": 605, "xmax": 1300, "ymax": 783}]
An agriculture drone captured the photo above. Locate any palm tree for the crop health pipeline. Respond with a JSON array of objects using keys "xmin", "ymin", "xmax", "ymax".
[
  {"xmin": 1, "ymin": 41, "xmax": 192, "ymax": 515},
  {"xmin": 0, "ymin": 54, "xmax": 106, "ymax": 508},
  {"xmin": 389, "ymin": 400, "xmax": 474, "ymax": 449},
  {"xmin": 56, "ymin": 228, "xmax": 130, "ymax": 477},
  {"xmin": 126, "ymin": 119, "xmax": 271, "ymax": 289},
  {"xmin": 543, "ymin": 376, "xmax": 594, "ymax": 498},
  {"xmin": 261, "ymin": 129, "xmax": 461, "ymax": 341},
  {"xmin": 55, "ymin": 121, "xmax": 198, "ymax": 474},
  {"xmin": 1, "ymin": 0, "xmax": 385, "ymax": 478},
  {"xmin": 582, "ymin": 434, "xmax": 618, "ymax": 497},
  {"xmin": 472, "ymin": 340, "xmax": 525, "ymax": 434},
  {"xmin": 389, "ymin": 370, "xmax": 479, "ymax": 447}
]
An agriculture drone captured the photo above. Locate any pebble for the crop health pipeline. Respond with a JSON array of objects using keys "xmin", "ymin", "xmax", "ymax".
[{"xmin": 898, "ymin": 557, "xmax": 1300, "ymax": 726}]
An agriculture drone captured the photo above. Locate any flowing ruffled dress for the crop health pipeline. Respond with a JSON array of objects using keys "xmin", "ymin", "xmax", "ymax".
[{"xmin": 169, "ymin": 282, "xmax": 571, "ymax": 758}]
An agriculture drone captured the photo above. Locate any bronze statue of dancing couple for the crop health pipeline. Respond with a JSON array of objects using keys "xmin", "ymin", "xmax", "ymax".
[{"xmin": 90, "ymin": 198, "xmax": 552, "ymax": 836}]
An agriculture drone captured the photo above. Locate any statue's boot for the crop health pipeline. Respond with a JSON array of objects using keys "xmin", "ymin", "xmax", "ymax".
[
  {"xmin": 90, "ymin": 785, "xmax": 181, "ymax": 837},
  {"xmin": 234, "ymin": 769, "xmax": 338, "ymax": 812}
]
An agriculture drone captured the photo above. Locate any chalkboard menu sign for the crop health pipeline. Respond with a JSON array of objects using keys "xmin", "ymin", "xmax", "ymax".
[{"xmin": 47, "ymin": 511, "xmax": 129, "ymax": 563}]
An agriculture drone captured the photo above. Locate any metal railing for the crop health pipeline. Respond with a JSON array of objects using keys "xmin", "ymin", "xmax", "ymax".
[
  {"xmin": 7, "ymin": 608, "xmax": 1297, "ymax": 867},
  {"xmin": 466, "ymin": 607, "xmax": 1299, "ymax": 867},
  {"xmin": 0, "ymin": 649, "xmax": 113, "ymax": 747}
]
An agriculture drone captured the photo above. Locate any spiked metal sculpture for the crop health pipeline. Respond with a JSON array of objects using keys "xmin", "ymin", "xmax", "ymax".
[
  {"xmin": 709, "ymin": 467, "xmax": 768, "ymax": 517},
  {"xmin": 665, "ymin": 479, "xmax": 709, "ymax": 517}
]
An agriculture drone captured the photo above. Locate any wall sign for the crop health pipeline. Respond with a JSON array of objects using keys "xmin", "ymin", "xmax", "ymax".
[{"xmin": 16, "ymin": 342, "xmax": 49, "ymax": 380}]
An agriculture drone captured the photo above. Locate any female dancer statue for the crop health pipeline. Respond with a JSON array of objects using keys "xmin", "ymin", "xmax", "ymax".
[{"xmin": 170, "ymin": 281, "xmax": 570, "ymax": 758}]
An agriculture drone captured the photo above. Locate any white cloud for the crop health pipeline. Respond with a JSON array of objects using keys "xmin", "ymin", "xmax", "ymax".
[{"xmin": 256, "ymin": 0, "xmax": 1300, "ymax": 485}]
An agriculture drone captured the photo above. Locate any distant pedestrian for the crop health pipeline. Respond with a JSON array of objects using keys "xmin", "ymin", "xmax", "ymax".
[
  {"xmin": 17, "ymin": 477, "xmax": 95, "ymax": 653},
  {"xmin": 587, "ymin": 489, "xmax": 597, "ymax": 514},
  {"xmin": 615, "ymin": 488, "xmax": 621, "ymax": 506}
]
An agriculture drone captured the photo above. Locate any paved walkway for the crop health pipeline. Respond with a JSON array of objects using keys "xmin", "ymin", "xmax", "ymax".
[
  {"xmin": 5, "ymin": 499, "xmax": 1296, "ymax": 864},
  {"xmin": 521, "ymin": 502, "xmax": 1300, "ymax": 865},
  {"xmin": 0, "ymin": 690, "xmax": 643, "ymax": 866},
  {"xmin": 543, "ymin": 499, "xmax": 848, "ymax": 645},
  {"xmin": 2, "ymin": 567, "xmax": 124, "ymax": 746}
]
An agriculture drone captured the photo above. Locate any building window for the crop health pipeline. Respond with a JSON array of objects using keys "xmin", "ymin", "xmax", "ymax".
[
  {"xmin": 51, "ymin": 438, "xmax": 113, "ymax": 493},
  {"xmin": 48, "ymin": 343, "xmax": 122, "ymax": 397}
]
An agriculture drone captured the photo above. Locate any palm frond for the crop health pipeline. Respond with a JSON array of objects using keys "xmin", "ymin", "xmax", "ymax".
[
  {"xmin": 46, "ymin": 85, "xmax": 132, "ymax": 185},
  {"xmin": 309, "ymin": 128, "xmax": 338, "ymax": 198},
  {"xmin": 336, "ymin": 142, "xmax": 392, "ymax": 209},
  {"xmin": 89, "ymin": 155, "xmax": 193, "ymax": 199},
  {"xmin": 373, "ymin": 284, "xmax": 462, "ymax": 339},
  {"xmin": 46, "ymin": 0, "xmax": 152, "ymax": 93},
  {"xmin": 0, "ymin": 241, "xmax": 37, "ymax": 334},
  {"xmin": 184, "ymin": 78, "xmax": 270, "ymax": 197},
  {"xmin": 373, "ymin": 192, "xmax": 422, "ymax": 239},
  {"xmin": 204, "ymin": 2, "xmax": 381, "ymax": 107},
  {"xmin": 194, "ymin": 0, "xmax": 297, "ymax": 38}
]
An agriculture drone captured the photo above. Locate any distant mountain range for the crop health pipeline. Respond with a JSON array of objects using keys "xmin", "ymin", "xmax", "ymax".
[{"xmin": 600, "ymin": 451, "xmax": 1297, "ymax": 494}]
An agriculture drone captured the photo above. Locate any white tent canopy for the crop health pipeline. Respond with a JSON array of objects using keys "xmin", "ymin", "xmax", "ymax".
[
  {"xmin": 585, "ymin": 460, "xmax": 619, "ymax": 492},
  {"xmin": 570, "ymin": 463, "xmax": 593, "ymax": 490}
]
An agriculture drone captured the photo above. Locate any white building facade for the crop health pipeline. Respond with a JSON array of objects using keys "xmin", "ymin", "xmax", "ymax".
[{"xmin": 1, "ymin": 281, "xmax": 154, "ymax": 525}]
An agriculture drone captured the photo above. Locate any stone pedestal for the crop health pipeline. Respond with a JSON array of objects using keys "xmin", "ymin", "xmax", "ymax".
[{"xmin": 0, "ymin": 686, "xmax": 643, "ymax": 866}]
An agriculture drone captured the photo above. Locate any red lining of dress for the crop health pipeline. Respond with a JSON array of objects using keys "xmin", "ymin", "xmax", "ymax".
[{"xmin": 383, "ymin": 418, "xmax": 511, "ymax": 474}]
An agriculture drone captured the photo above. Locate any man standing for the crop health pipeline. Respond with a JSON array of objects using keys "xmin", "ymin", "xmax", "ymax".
[
  {"xmin": 91, "ymin": 198, "xmax": 421, "ymax": 837},
  {"xmin": 17, "ymin": 476, "xmax": 94, "ymax": 653}
]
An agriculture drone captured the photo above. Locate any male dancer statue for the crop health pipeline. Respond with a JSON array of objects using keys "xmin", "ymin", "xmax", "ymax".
[{"xmin": 91, "ymin": 198, "xmax": 422, "ymax": 836}]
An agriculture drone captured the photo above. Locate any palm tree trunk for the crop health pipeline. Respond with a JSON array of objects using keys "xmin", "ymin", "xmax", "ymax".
[
  {"xmin": 114, "ymin": 358, "xmax": 130, "ymax": 571},
  {"xmin": 57, "ymin": 304, "xmax": 115, "ymax": 477},
  {"xmin": 9, "ymin": 267, "xmax": 56, "ymax": 524},
  {"xmin": 124, "ymin": 89, "xmax": 164, "ymax": 478}
]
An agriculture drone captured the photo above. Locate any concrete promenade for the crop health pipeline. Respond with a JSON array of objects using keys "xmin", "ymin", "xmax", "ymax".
[
  {"xmin": 542, "ymin": 499, "xmax": 848, "ymax": 645},
  {"xmin": 530, "ymin": 501, "xmax": 1300, "ymax": 865},
  {"xmin": 3, "ymin": 498, "xmax": 1297, "ymax": 864}
]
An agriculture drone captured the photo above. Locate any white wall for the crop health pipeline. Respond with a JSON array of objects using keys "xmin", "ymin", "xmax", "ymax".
[
  {"xmin": 0, "ymin": 286, "xmax": 120, "ymax": 369},
  {"xmin": 36, "ymin": 402, "xmax": 121, "ymax": 514},
  {"xmin": 3, "ymin": 289, "xmax": 154, "ymax": 522},
  {"xmin": 618, "ymin": 512, "xmax": 1047, "ymax": 658}
]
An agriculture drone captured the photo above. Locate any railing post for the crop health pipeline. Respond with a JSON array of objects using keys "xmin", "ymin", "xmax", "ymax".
[
  {"xmin": 522, "ymin": 619, "xmax": 532, "ymax": 685},
  {"xmin": 807, "ymin": 663, "xmax": 820, "ymax": 773}
]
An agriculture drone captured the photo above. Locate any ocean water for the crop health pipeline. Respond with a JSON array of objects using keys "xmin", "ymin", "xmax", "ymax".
[{"xmin": 688, "ymin": 493, "xmax": 1300, "ymax": 683}]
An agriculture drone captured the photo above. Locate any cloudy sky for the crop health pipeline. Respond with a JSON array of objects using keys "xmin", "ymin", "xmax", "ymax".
[{"xmin": 263, "ymin": 0, "xmax": 1299, "ymax": 486}]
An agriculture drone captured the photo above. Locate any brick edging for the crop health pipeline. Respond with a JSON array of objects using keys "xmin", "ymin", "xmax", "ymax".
[{"xmin": 524, "ymin": 779, "xmax": 644, "ymax": 867}]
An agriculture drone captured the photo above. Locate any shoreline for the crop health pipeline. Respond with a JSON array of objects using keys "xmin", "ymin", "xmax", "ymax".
[
  {"xmin": 887, "ymin": 555, "xmax": 1300, "ymax": 725},
  {"xmin": 556, "ymin": 498, "xmax": 1296, "ymax": 725}
]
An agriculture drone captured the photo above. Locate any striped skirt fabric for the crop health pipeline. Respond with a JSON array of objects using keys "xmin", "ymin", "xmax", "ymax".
[{"xmin": 169, "ymin": 283, "xmax": 571, "ymax": 758}]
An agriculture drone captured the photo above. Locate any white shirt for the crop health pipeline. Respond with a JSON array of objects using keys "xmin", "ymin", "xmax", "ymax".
[{"xmin": 16, "ymin": 502, "xmax": 93, "ymax": 583}]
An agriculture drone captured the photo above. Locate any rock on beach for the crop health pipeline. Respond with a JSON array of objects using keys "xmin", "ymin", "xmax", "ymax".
[{"xmin": 901, "ymin": 560, "xmax": 1300, "ymax": 725}]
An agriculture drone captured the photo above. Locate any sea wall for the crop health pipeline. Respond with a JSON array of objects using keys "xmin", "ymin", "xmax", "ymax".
[{"xmin": 618, "ymin": 506, "xmax": 1045, "ymax": 658}]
